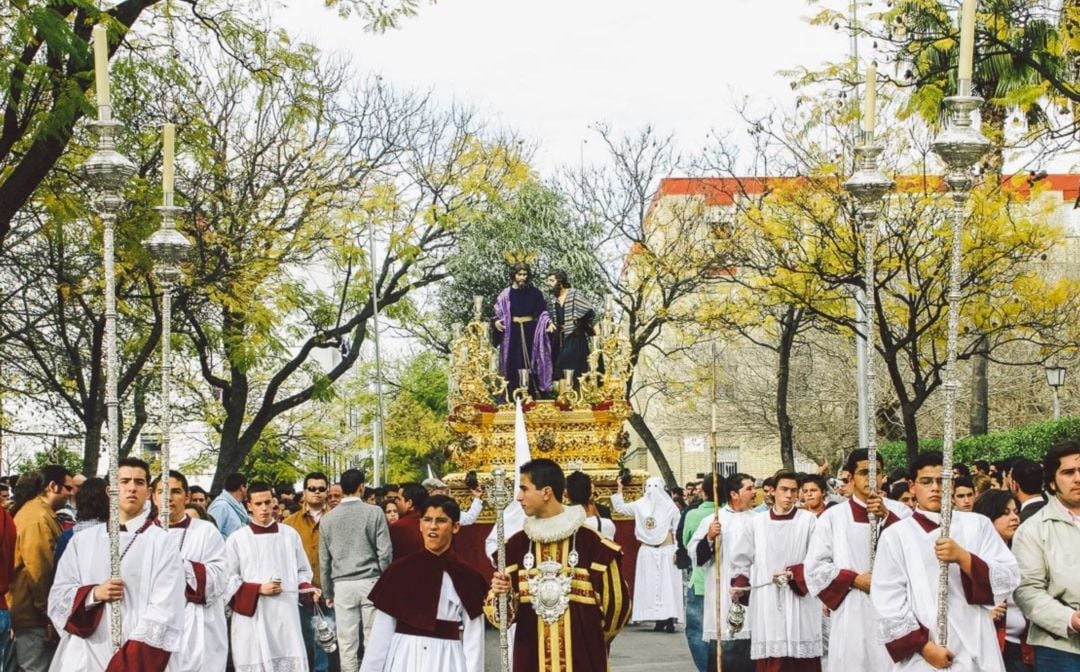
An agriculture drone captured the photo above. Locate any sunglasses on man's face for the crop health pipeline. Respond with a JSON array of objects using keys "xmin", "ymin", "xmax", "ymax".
[{"xmin": 307, "ymin": 486, "xmax": 327, "ymax": 493}]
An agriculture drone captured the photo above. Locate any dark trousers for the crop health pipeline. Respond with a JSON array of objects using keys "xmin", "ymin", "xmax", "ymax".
[{"xmin": 1034, "ymin": 646, "xmax": 1080, "ymax": 672}]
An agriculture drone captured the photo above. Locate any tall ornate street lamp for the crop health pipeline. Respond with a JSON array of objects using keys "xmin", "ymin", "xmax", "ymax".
[
  {"xmin": 83, "ymin": 24, "xmax": 135, "ymax": 650},
  {"xmin": 1045, "ymin": 365, "xmax": 1066, "ymax": 420},
  {"xmin": 844, "ymin": 65, "xmax": 893, "ymax": 565},
  {"xmin": 929, "ymin": 0, "xmax": 991, "ymax": 647},
  {"xmin": 144, "ymin": 123, "xmax": 190, "ymax": 528}
]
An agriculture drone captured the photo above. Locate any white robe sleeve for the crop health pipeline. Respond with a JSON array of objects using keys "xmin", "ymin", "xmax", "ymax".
[
  {"xmin": 609, "ymin": 494, "xmax": 635, "ymax": 517},
  {"xmin": 869, "ymin": 524, "xmax": 923, "ymax": 648},
  {"xmin": 463, "ymin": 612, "xmax": 485, "ymax": 672},
  {"xmin": 358, "ymin": 610, "xmax": 396, "ymax": 672},
  {"xmin": 689, "ymin": 516, "xmax": 713, "ymax": 568},
  {"xmin": 729, "ymin": 514, "xmax": 755, "ymax": 581},
  {"xmin": 971, "ymin": 515, "xmax": 1020, "ymax": 603},
  {"xmin": 459, "ymin": 498, "xmax": 483, "ymax": 526},
  {"xmin": 47, "ymin": 527, "xmax": 85, "ymax": 633},
  {"xmin": 223, "ymin": 534, "xmax": 245, "ymax": 600},
  {"xmin": 195, "ymin": 524, "xmax": 230, "ymax": 604},
  {"xmin": 804, "ymin": 510, "xmax": 841, "ymax": 597},
  {"xmin": 130, "ymin": 532, "xmax": 186, "ymax": 652}
]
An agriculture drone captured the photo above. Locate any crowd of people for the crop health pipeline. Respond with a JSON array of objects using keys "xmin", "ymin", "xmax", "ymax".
[
  {"xmin": 0, "ymin": 441, "xmax": 1072, "ymax": 671},
  {"xmin": 656, "ymin": 445, "xmax": 1080, "ymax": 672}
]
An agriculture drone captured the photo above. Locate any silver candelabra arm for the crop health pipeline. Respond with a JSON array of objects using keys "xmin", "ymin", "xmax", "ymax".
[
  {"xmin": 844, "ymin": 138, "xmax": 894, "ymax": 567},
  {"xmin": 930, "ymin": 92, "xmax": 991, "ymax": 647},
  {"xmin": 486, "ymin": 466, "xmax": 512, "ymax": 672},
  {"xmin": 83, "ymin": 112, "xmax": 136, "ymax": 651}
]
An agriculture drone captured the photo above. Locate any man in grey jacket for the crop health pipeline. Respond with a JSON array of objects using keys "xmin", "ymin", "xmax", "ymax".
[
  {"xmin": 320, "ymin": 468, "xmax": 392, "ymax": 672},
  {"xmin": 1014, "ymin": 440, "xmax": 1080, "ymax": 669}
]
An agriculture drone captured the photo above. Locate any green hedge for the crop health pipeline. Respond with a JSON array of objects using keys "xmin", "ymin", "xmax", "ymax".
[{"xmin": 878, "ymin": 417, "xmax": 1080, "ymax": 472}]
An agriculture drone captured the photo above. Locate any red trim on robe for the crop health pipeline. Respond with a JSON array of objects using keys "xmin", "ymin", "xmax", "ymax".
[
  {"xmin": 731, "ymin": 574, "xmax": 750, "ymax": 606},
  {"xmin": 754, "ymin": 657, "xmax": 823, "ymax": 672},
  {"xmin": 106, "ymin": 640, "xmax": 171, "ymax": 672},
  {"xmin": 299, "ymin": 581, "xmax": 315, "ymax": 607},
  {"xmin": 885, "ymin": 623, "xmax": 930, "ymax": 663},
  {"xmin": 65, "ymin": 585, "xmax": 104, "ymax": 638},
  {"xmin": 769, "ymin": 507, "xmax": 797, "ymax": 521},
  {"xmin": 912, "ymin": 512, "xmax": 939, "ymax": 533},
  {"xmin": 817, "ymin": 568, "xmax": 858, "ymax": 610},
  {"xmin": 170, "ymin": 515, "xmax": 192, "ymax": 529},
  {"xmin": 960, "ymin": 553, "xmax": 994, "ymax": 606},
  {"xmin": 229, "ymin": 582, "xmax": 261, "ymax": 617},
  {"xmin": 786, "ymin": 564, "xmax": 809, "ymax": 597},
  {"xmin": 185, "ymin": 562, "xmax": 207, "ymax": 605},
  {"xmin": 248, "ymin": 522, "xmax": 279, "ymax": 535}
]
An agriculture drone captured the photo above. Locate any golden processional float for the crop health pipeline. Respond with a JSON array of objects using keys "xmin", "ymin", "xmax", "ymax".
[{"xmin": 443, "ymin": 300, "xmax": 647, "ymax": 521}]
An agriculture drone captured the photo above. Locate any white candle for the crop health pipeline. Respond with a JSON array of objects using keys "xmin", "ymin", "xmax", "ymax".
[
  {"xmin": 863, "ymin": 65, "xmax": 877, "ymax": 136},
  {"xmin": 473, "ymin": 295, "xmax": 483, "ymax": 317},
  {"xmin": 162, "ymin": 123, "xmax": 175, "ymax": 196},
  {"xmin": 958, "ymin": 0, "xmax": 977, "ymax": 92},
  {"xmin": 92, "ymin": 25, "xmax": 110, "ymax": 111}
]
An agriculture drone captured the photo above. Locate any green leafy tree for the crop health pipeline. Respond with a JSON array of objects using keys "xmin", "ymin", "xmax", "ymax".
[{"xmin": 0, "ymin": 0, "xmax": 427, "ymax": 250}]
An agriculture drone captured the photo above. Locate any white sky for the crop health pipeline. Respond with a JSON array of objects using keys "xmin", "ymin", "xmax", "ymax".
[{"xmin": 277, "ymin": 0, "xmax": 853, "ymax": 174}]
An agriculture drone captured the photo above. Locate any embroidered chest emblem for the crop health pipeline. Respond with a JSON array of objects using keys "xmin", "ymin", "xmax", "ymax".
[
  {"xmin": 644, "ymin": 516, "xmax": 657, "ymax": 530},
  {"xmin": 523, "ymin": 545, "xmax": 579, "ymax": 624}
]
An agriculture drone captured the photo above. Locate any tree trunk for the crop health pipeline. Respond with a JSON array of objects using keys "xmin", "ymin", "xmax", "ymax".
[
  {"xmin": 969, "ymin": 335, "xmax": 989, "ymax": 436},
  {"xmin": 902, "ymin": 402, "xmax": 921, "ymax": 466},
  {"xmin": 83, "ymin": 418, "xmax": 102, "ymax": 477},
  {"xmin": 627, "ymin": 412, "xmax": 677, "ymax": 489},
  {"xmin": 211, "ymin": 432, "xmax": 250, "ymax": 495},
  {"xmin": 776, "ymin": 307, "xmax": 801, "ymax": 471}
]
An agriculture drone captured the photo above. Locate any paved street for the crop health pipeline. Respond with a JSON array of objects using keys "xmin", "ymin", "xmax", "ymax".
[{"xmin": 484, "ymin": 622, "xmax": 695, "ymax": 671}]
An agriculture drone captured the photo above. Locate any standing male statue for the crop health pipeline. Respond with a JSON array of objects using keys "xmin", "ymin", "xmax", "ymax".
[
  {"xmin": 545, "ymin": 269, "xmax": 595, "ymax": 386},
  {"xmin": 493, "ymin": 262, "xmax": 553, "ymax": 397}
]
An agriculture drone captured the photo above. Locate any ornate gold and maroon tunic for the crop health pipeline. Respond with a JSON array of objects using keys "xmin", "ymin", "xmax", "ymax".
[{"xmin": 485, "ymin": 505, "xmax": 631, "ymax": 672}]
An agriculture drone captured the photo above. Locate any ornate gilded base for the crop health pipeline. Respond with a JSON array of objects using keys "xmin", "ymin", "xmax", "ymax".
[{"xmin": 445, "ymin": 399, "xmax": 645, "ymax": 522}]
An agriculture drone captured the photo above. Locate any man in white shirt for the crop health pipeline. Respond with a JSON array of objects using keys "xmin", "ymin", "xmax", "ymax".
[
  {"xmin": 47, "ymin": 457, "xmax": 185, "ymax": 672},
  {"xmin": 360, "ymin": 495, "xmax": 487, "ymax": 672},
  {"xmin": 871, "ymin": 452, "xmax": 1020, "ymax": 671},
  {"xmin": 805, "ymin": 449, "xmax": 911, "ymax": 672},
  {"xmin": 689, "ymin": 471, "xmax": 756, "ymax": 672},
  {"xmin": 730, "ymin": 470, "xmax": 823, "ymax": 671},
  {"xmin": 224, "ymin": 481, "xmax": 319, "ymax": 672},
  {"xmin": 151, "ymin": 470, "xmax": 229, "ymax": 672}
]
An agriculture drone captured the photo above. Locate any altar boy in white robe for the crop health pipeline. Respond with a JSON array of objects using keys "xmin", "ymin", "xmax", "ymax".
[
  {"xmin": 47, "ymin": 457, "xmax": 185, "ymax": 672},
  {"xmin": 360, "ymin": 495, "xmax": 488, "ymax": 672},
  {"xmin": 151, "ymin": 471, "xmax": 228, "ymax": 672},
  {"xmin": 224, "ymin": 481, "xmax": 318, "ymax": 672},
  {"xmin": 871, "ymin": 452, "xmax": 1019, "ymax": 671},
  {"xmin": 730, "ymin": 470, "xmax": 822, "ymax": 672},
  {"xmin": 805, "ymin": 449, "xmax": 911, "ymax": 672},
  {"xmin": 689, "ymin": 472, "xmax": 757, "ymax": 672}
]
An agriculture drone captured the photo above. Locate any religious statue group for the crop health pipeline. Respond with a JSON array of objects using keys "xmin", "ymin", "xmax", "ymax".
[{"xmin": 491, "ymin": 264, "xmax": 597, "ymax": 398}]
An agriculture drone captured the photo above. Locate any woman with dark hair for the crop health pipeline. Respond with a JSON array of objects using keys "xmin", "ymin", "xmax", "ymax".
[
  {"xmin": 974, "ymin": 489, "xmax": 1032, "ymax": 672},
  {"xmin": 52, "ymin": 477, "xmax": 109, "ymax": 564}
]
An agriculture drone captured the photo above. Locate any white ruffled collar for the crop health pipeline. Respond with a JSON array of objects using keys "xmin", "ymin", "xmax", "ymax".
[{"xmin": 524, "ymin": 504, "xmax": 586, "ymax": 543}]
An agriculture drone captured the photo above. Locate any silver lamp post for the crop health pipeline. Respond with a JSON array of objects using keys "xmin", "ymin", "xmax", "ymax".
[
  {"xmin": 82, "ymin": 83, "xmax": 136, "ymax": 655},
  {"xmin": 930, "ymin": 83, "xmax": 991, "ymax": 646},
  {"xmin": 145, "ymin": 190, "xmax": 190, "ymax": 529},
  {"xmin": 1045, "ymin": 365, "xmax": 1066, "ymax": 420},
  {"xmin": 844, "ymin": 135, "xmax": 893, "ymax": 566}
]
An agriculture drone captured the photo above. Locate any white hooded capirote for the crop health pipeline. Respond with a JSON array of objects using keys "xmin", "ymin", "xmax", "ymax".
[{"xmin": 611, "ymin": 477, "xmax": 684, "ymax": 623}]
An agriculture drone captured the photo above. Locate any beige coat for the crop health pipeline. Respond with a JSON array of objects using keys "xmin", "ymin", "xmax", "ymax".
[{"xmin": 1013, "ymin": 496, "xmax": 1080, "ymax": 655}]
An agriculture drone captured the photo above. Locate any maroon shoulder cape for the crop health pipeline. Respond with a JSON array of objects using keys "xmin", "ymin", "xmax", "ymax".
[{"xmin": 368, "ymin": 549, "xmax": 488, "ymax": 632}]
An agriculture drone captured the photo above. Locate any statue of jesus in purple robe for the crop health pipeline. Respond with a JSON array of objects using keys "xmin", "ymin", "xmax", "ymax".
[{"xmin": 492, "ymin": 263, "xmax": 553, "ymax": 398}]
